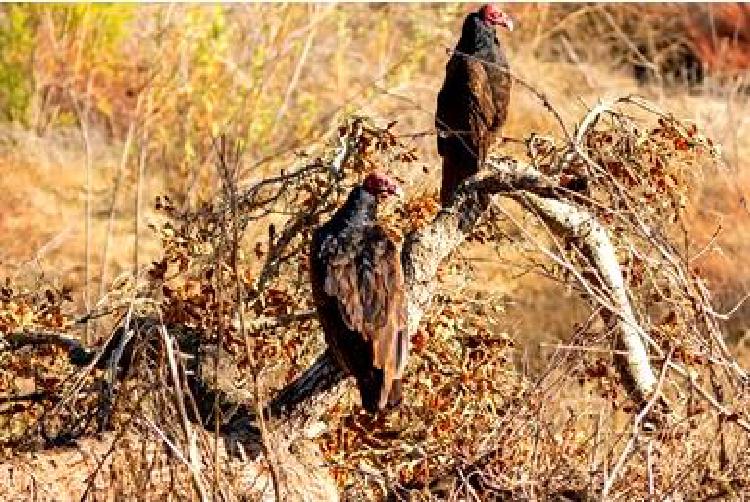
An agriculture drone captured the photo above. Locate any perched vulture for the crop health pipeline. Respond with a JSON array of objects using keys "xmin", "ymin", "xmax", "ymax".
[
  {"xmin": 436, "ymin": 4, "xmax": 514, "ymax": 206},
  {"xmin": 310, "ymin": 173, "xmax": 408, "ymax": 413}
]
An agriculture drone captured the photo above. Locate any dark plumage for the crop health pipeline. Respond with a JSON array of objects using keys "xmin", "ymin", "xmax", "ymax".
[
  {"xmin": 436, "ymin": 4, "xmax": 513, "ymax": 206},
  {"xmin": 310, "ymin": 173, "xmax": 407, "ymax": 413}
]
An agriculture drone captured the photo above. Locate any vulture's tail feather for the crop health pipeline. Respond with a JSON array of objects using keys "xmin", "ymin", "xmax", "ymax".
[{"xmin": 358, "ymin": 370, "xmax": 382, "ymax": 414}]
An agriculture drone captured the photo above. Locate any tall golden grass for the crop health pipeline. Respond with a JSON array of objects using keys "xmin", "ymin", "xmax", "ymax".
[{"xmin": 3, "ymin": 4, "xmax": 748, "ymax": 310}]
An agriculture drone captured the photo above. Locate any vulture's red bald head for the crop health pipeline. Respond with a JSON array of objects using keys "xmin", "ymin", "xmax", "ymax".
[
  {"xmin": 479, "ymin": 4, "xmax": 514, "ymax": 31},
  {"xmin": 363, "ymin": 172, "xmax": 402, "ymax": 197}
]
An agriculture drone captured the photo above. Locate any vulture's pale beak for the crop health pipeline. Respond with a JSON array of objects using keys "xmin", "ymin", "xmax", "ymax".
[
  {"xmin": 394, "ymin": 185, "xmax": 405, "ymax": 199},
  {"xmin": 499, "ymin": 13, "xmax": 514, "ymax": 32}
]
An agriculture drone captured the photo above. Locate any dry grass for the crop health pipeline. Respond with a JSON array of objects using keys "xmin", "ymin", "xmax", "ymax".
[{"xmin": 1, "ymin": 4, "xmax": 750, "ymax": 500}]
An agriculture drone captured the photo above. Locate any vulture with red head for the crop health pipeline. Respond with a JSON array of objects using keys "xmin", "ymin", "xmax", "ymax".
[
  {"xmin": 436, "ymin": 4, "xmax": 514, "ymax": 206},
  {"xmin": 310, "ymin": 173, "xmax": 407, "ymax": 413}
]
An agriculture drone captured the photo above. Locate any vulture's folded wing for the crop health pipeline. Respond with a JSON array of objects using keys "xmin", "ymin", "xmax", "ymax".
[
  {"xmin": 323, "ymin": 225, "xmax": 408, "ymax": 380},
  {"xmin": 436, "ymin": 57, "xmax": 497, "ymax": 154},
  {"xmin": 465, "ymin": 59, "xmax": 497, "ymax": 141}
]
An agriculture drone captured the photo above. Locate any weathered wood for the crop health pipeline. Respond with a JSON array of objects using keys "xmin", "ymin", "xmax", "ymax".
[
  {"xmin": 513, "ymin": 191, "xmax": 657, "ymax": 400},
  {"xmin": 265, "ymin": 157, "xmax": 657, "ymax": 431}
]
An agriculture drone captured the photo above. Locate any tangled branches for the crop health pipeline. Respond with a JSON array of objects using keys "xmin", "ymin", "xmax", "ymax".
[{"xmin": 2, "ymin": 96, "xmax": 749, "ymax": 500}]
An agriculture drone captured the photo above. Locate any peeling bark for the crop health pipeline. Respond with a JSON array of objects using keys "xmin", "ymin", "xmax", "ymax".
[{"xmin": 511, "ymin": 191, "xmax": 657, "ymax": 400}]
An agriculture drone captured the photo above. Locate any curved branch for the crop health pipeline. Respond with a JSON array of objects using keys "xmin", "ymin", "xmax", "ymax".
[
  {"xmin": 401, "ymin": 158, "xmax": 560, "ymax": 337},
  {"xmin": 268, "ymin": 157, "xmax": 657, "ymax": 431},
  {"xmin": 510, "ymin": 191, "xmax": 657, "ymax": 399}
]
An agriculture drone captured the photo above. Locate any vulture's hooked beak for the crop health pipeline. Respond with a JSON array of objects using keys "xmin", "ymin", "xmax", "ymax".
[
  {"xmin": 498, "ymin": 13, "xmax": 514, "ymax": 32},
  {"xmin": 383, "ymin": 185, "xmax": 404, "ymax": 201}
]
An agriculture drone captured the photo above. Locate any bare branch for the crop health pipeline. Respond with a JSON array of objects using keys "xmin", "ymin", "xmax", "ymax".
[{"xmin": 265, "ymin": 157, "xmax": 659, "ymax": 427}]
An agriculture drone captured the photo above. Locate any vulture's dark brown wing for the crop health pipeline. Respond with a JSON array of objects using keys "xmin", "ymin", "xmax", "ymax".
[
  {"xmin": 436, "ymin": 57, "xmax": 497, "ymax": 204},
  {"xmin": 436, "ymin": 57, "xmax": 497, "ymax": 156},
  {"xmin": 486, "ymin": 36, "xmax": 512, "ymax": 135},
  {"xmin": 464, "ymin": 58, "xmax": 498, "ymax": 151},
  {"xmin": 316, "ymin": 224, "xmax": 407, "ymax": 410}
]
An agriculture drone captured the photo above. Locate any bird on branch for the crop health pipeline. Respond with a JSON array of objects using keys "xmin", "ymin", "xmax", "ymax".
[
  {"xmin": 436, "ymin": 4, "xmax": 514, "ymax": 206},
  {"xmin": 310, "ymin": 172, "xmax": 408, "ymax": 413}
]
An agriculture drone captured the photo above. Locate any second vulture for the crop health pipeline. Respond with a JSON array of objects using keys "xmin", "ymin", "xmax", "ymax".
[
  {"xmin": 310, "ymin": 173, "xmax": 407, "ymax": 413},
  {"xmin": 436, "ymin": 4, "xmax": 514, "ymax": 206}
]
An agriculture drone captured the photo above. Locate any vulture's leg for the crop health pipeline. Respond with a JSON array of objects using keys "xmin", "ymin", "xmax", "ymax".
[
  {"xmin": 440, "ymin": 144, "xmax": 481, "ymax": 207},
  {"xmin": 440, "ymin": 157, "xmax": 461, "ymax": 206}
]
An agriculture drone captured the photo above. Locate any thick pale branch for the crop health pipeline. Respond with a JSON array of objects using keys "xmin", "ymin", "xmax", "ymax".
[
  {"xmin": 404, "ymin": 158, "xmax": 656, "ymax": 401},
  {"xmin": 269, "ymin": 157, "xmax": 659, "ymax": 425},
  {"xmin": 402, "ymin": 158, "xmax": 559, "ymax": 336},
  {"xmin": 511, "ymin": 191, "xmax": 657, "ymax": 399}
]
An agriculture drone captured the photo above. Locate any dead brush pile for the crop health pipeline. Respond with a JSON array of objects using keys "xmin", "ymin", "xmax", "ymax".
[{"xmin": 2, "ymin": 89, "xmax": 749, "ymax": 500}]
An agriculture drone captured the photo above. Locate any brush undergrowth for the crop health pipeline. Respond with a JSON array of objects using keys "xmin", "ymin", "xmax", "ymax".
[{"xmin": 1, "ymin": 4, "xmax": 750, "ymax": 501}]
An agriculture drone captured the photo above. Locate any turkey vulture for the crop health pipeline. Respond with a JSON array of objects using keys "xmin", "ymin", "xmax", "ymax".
[
  {"xmin": 436, "ymin": 4, "xmax": 513, "ymax": 206},
  {"xmin": 310, "ymin": 173, "xmax": 408, "ymax": 413}
]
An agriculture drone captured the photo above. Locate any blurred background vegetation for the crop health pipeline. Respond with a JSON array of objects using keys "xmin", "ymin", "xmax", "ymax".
[{"xmin": 0, "ymin": 2, "xmax": 748, "ymax": 363}]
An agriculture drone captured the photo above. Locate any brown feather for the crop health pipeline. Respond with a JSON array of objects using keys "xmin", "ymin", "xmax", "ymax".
[
  {"xmin": 318, "ymin": 224, "xmax": 407, "ymax": 410},
  {"xmin": 436, "ymin": 13, "xmax": 511, "ymax": 206}
]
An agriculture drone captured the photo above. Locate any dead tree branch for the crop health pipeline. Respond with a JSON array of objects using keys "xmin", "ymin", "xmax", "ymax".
[
  {"xmin": 267, "ymin": 156, "xmax": 658, "ymax": 439},
  {"xmin": 506, "ymin": 189, "xmax": 658, "ymax": 400},
  {"xmin": 9, "ymin": 156, "xmax": 662, "ymax": 441}
]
